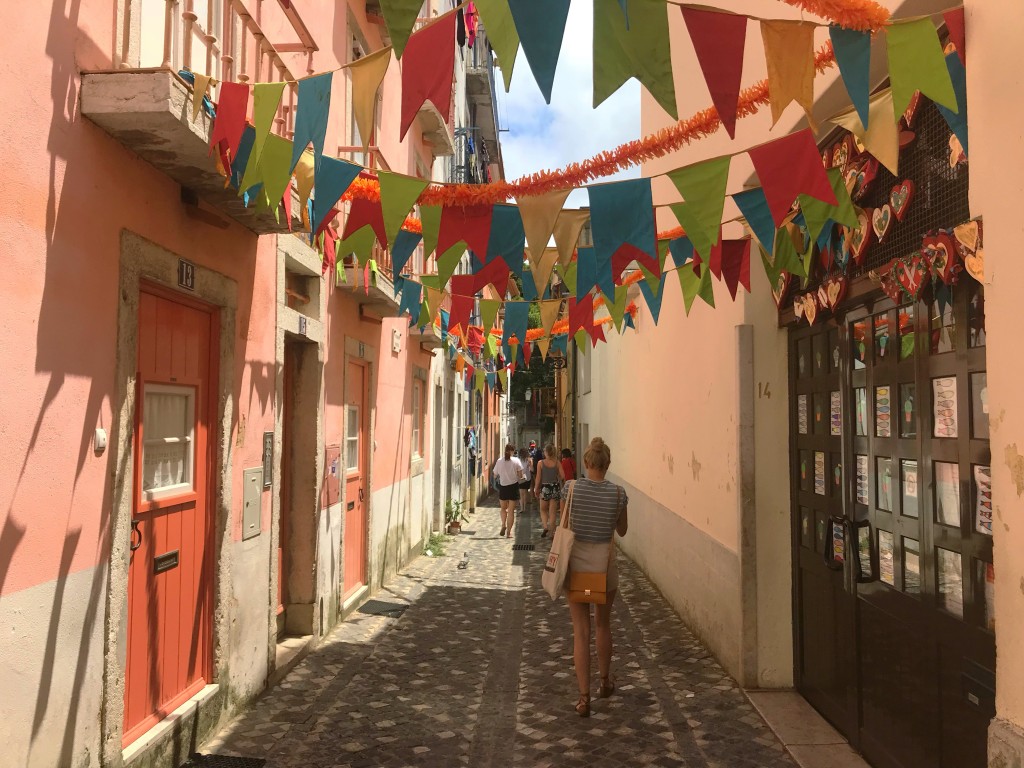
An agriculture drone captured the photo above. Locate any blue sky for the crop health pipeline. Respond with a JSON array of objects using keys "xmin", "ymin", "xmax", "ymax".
[{"xmin": 493, "ymin": 2, "xmax": 641, "ymax": 208}]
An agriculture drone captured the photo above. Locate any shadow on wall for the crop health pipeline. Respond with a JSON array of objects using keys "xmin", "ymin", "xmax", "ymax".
[{"xmin": 2, "ymin": 2, "xmax": 262, "ymax": 764}]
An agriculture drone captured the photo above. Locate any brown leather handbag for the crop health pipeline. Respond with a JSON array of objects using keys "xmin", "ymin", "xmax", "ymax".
[{"xmin": 565, "ymin": 487, "xmax": 622, "ymax": 605}]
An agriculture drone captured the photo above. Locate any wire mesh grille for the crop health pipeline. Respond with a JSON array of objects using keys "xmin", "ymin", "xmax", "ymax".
[{"xmin": 848, "ymin": 99, "xmax": 970, "ymax": 277}]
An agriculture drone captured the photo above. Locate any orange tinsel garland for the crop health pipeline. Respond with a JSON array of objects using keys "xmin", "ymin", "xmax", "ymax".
[{"xmin": 776, "ymin": 0, "xmax": 889, "ymax": 31}]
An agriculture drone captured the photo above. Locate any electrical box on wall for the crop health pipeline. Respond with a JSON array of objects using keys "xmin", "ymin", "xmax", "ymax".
[
  {"xmin": 392, "ymin": 328, "xmax": 402, "ymax": 354},
  {"xmin": 242, "ymin": 467, "xmax": 263, "ymax": 540}
]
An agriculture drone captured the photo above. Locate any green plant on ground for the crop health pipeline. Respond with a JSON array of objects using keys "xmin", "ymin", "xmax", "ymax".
[
  {"xmin": 425, "ymin": 532, "xmax": 448, "ymax": 557},
  {"xmin": 444, "ymin": 498, "xmax": 468, "ymax": 526}
]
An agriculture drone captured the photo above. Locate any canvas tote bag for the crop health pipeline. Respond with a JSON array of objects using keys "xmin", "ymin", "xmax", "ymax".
[{"xmin": 542, "ymin": 481, "xmax": 576, "ymax": 600}]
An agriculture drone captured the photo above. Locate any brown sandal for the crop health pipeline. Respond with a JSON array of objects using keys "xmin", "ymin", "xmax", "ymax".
[
  {"xmin": 575, "ymin": 693, "xmax": 591, "ymax": 717},
  {"xmin": 599, "ymin": 675, "xmax": 616, "ymax": 699}
]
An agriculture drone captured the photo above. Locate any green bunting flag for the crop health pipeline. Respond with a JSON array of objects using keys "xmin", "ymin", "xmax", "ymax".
[
  {"xmin": 245, "ymin": 133, "xmax": 293, "ymax": 220},
  {"xmin": 380, "ymin": 0, "xmax": 422, "ymax": 59},
  {"xmin": 573, "ymin": 330, "xmax": 589, "ymax": 353},
  {"xmin": 667, "ymin": 155, "xmax": 731, "ymax": 259},
  {"xmin": 474, "ymin": 0, "xmax": 520, "ymax": 92},
  {"xmin": 557, "ymin": 261, "xmax": 578, "ymax": 295},
  {"xmin": 607, "ymin": 285, "xmax": 630, "ymax": 332},
  {"xmin": 379, "ymin": 172, "xmax": 428, "ymax": 248},
  {"xmin": 480, "ymin": 299, "xmax": 502, "ymax": 331},
  {"xmin": 771, "ymin": 226, "xmax": 807, "ymax": 278},
  {"xmin": 885, "ymin": 18, "xmax": 958, "ymax": 119},
  {"xmin": 679, "ymin": 261, "xmax": 715, "ymax": 315},
  {"xmin": 337, "ymin": 227, "xmax": 377, "ymax": 267},
  {"xmin": 798, "ymin": 168, "xmax": 858, "ymax": 244},
  {"xmin": 593, "ymin": 0, "xmax": 677, "ymax": 119},
  {"xmin": 252, "ymin": 82, "xmax": 286, "ymax": 169},
  {"xmin": 436, "ymin": 244, "xmax": 465, "ymax": 288},
  {"xmin": 508, "ymin": 0, "xmax": 570, "ymax": 103},
  {"xmin": 420, "ymin": 205, "xmax": 443, "ymax": 259}
]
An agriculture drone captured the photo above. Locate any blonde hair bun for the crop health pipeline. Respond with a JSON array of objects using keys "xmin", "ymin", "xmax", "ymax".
[{"xmin": 584, "ymin": 437, "xmax": 611, "ymax": 472}]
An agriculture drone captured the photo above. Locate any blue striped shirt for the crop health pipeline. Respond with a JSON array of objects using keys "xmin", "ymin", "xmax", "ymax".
[{"xmin": 562, "ymin": 478, "xmax": 627, "ymax": 543}]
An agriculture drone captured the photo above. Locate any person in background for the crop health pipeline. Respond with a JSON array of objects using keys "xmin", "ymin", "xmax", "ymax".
[
  {"xmin": 560, "ymin": 448, "xmax": 577, "ymax": 481},
  {"xmin": 561, "ymin": 437, "xmax": 628, "ymax": 718},
  {"xmin": 533, "ymin": 443, "xmax": 564, "ymax": 538},
  {"xmin": 518, "ymin": 447, "xmax": 534, "ymax": 516},
  {"xmin": 530, "ymin": 440, "xmax": 544, "ymax": 477},
  {"xmin": 492, "ymin": 444, "xmax": 525, "ymax": 538}
]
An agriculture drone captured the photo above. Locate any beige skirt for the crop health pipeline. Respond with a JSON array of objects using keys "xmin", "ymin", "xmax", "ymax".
[{"xmin": 567, "ymin": 540, "xmax": 618, "ymax": 593}]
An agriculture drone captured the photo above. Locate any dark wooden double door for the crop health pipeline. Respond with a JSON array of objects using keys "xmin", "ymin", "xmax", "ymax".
[{"xmin": 791, "ymin": 282, "xmax": 993, "ymax": 768}]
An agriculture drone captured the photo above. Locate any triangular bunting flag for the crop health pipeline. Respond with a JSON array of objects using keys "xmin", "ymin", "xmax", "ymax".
[
  {"xmin": 681, "ymin": 7, "xmax": 746, "ymax": 138},
  {"xmin": 885, "ymin": 17, "xmax": 958, "ymax": 118},
  {"xmin": 252, "ymin": 82, "xmax": 286, "ymax": 168},
  {"xmin": 829, "ymin": 25, "xmax": 871, "ymax": 130},
  {"xmin": 473, "ymin": 257, "xmax": 511, "ymax": 295},
  {"xmin": 480, "ymin": 299, "xmax": 502, "ymax": 331},
  {"xmin": 593, "ymin": 0, "xmax": 677, "ymax": 119},
  {"xmin": 518, "ymin": 188, "xmax": 571, "ymax": 263},
  {"xmin": 553, "ymin": 209, "xmax": 590, "ymax": 267},
  {"xmin": 530, "ymin": 247, "xmax": 560, "ymax": 299},
  {"xmin": 398, "ymin": 279, "xmax": 423, "ymax": 325},
  {"xmin": 667, "ymin": 155, "xmax": 731, "ymax": 259},
  {"xmin": 349, "ymin": 47, "xmax": 392, "ymax": 145},
  {"xmin": 638, "ymin": 275, "xmax": 667, "ymax": 324},
  {"xmin": 486, "ymin": 205, "xmax": 526, "ymax": 277},
  {"xmin": 557, "ymin": 260, "xmax": 578, "ymax": 295},
  {"xmin": 573, "ymin": 330, "xmax": 589, "ymax": 353},
  {"xmin": 337, "ymin": 226, "xmax": 377, "ymax": 266},
  {"xmin": 668, "ymin": 235, "xmax": 695, "ymax": 271},
  {"xmin": 448, "ymin": 291, "xmax": 474, "ymax": 337},
  {"xmin": 576, "ymin": 246, "xmax": 609, "ymax": 300},
  {"xmin": 312, "ymin": 156, "xmax": 362, "ymax": 235},
  {"xmin": 732, "ymin": 187, "xmax": 776, "ymax": 256},
  {"xmin": 935, "ymin": 52, "xmax": 968, "ymax": 156},
  {"xmin": 420, "ymin": 204, "xmax": 443, "ymax": 259},
  {"xmin": 247, "ymin": 134, "xmax": 294, "ymax": 221},
  {"xmin": 290, "ymin": 72, "xmax": 333, "ymax": 173},
  {"xmin": 830, "ymin": 88, "xmax": 899, "ymax": 175},
  {"xmin": 341, "ymin": 195, "xmax": 388, "ymax": 253},
  {"xmin": 379, "ymin": 171, "xmax": 428, "ymax": 248},
  {"xmin": 761, "ymin": 20, "xmax": 817, "ymax": 130},
  {"xmin": 192, "ymin": 74, "xmax": 215, "ymax": 122},
  {"xmin": 607, "ymin": 285, "xmax": 630, "ymax": 332},
  {"xmin": 539, "ymin": 299, "xmax": 561, "ymax": 336},
  {"xmin": 379, "ymin": 0, "xmax": 422, "ymax": 59},
  {"xmin": 390, "ymin": 229, "xmax": 422, "ymax": 277},
  {"xmin": 678, "ymin": 259, "xmax": 716, "ymax": 314},
  {"xmin": 799, "ymin": 167, "xmax": 858, "ymax": 243},
  {"xmin": 720, "ymin": 239, "xmax": 752, "ymax": 300},
  {"xmin": 589, "ymin": 322, "xmax": 606, "ymax": 347},
  {"xmin": 536, "ymin": 337, "xmax": 551, "ymax": 361},
  {"xmin": 400, "ymin": 13, "xmax": 457, "ymax": 141},
  {"xmin": 230, "ymin": 126, "xmax": 256, "ymax": 191},
  {"xmin": 475, "ymin": 0, "xmax": 520, "ymax": 91},
  {"xmin": 748, "ymin": 129, "xmax": 836, "ymax": 225},
  {"xmin": 439, "ymin": 203, "xmax": 492, "ymax": 259},
  {"xmin": 293, "ymin": 151, "xmax": 316, "ymax": 227},
  {"xmin": 209, "ymin": 81, "xmax": 249, "ymax": 160},
  {"xmin": 437, "ymin": 245, "xmax": 465, "ymax": 288},
  {"xmin": 588, "ymin": 178, "xmax": 658, "ymax": 276},
  {"xmin": 522, "ymin": 337, "xmax": 533, "ymax": 367},
  {"xmin": 568, "ymin": 294, "xmax": 595, "ymax": 339},
  {"xmin": 508, "ymin": 0, "xmax": 570, "ymax": 103},
  {"xmin": 943, "ymin": 8, "xmax": 966, "ymax": 66},
  {"xmin": 502, "ymin": 300, "xmax": 530, "ymax": 347}
]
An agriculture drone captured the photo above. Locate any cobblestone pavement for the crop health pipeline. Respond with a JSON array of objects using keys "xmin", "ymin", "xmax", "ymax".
[{"xmin": 203, "ymin": 500, "xmax": 795, "ymax": 768}]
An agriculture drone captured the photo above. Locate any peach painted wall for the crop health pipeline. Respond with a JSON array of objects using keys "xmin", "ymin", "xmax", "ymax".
[
  {"xmin": 963, "ymin": 0, "xmax": 1024, "ymax": 733},
  {"xmin": 0, "ymin": 1, "xmax": 281, "ymax": 596}
]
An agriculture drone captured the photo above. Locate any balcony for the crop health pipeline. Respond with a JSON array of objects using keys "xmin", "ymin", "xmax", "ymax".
[
  {"xmin": 464, "ymin": 28, "xmax": 501, "ymax": 169},
  {"xmin": 81, "ymin": 0, "xmax": 315, "ymax": 234}
]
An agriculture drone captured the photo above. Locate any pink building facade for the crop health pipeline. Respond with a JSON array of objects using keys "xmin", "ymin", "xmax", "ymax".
[{"xmin": 0, "ymin": 2, "xmax": 504, "ymax": 766}]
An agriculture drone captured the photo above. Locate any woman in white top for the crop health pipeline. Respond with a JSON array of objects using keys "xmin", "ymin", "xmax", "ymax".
[
  {"xmin": 517, "ymin": 448, "xmax": 533, "ymax": 517},
  {"xmin": 492, "ymin": 444, "xmax": 524, "ymax": 538}
]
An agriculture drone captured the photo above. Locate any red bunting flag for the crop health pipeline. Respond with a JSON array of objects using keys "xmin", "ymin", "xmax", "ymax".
[
  {"xmin": 707, "ymin": 238, "xmax": 724, "ymax": 280},
  {"xmin": 322, "ymin": 228, "xmax": 338, "ymax": 277},
  {"xmin": 681, "ymin": 7, "xmax": 747, "ymax": 139},
  {"xmin": 611, "ymin": 243, "xmax": 660, "ymax": 284},
  {"xmin": 467, "ymin": 326, "xmax": 484, "ymax": 354},
  {"xmin": 568, "ymin": 294, "xmax": 595, "ymax": 338},
  {"xmin": 748, "ymin": 129, "xmax": 837, "ymax": 226},
  {"xmin": 341, "ymin": 194, "xmax": 388, "ymax": 246},
  {"xmin": 473, "ymin": 257, "xmax": 510, "ymax": 295},
  {"xmin": 943, "ymin": 8, "xmax": 966, "ymax": 65},
  {"xmin": 209, "ymin": 82, "xmax": 250, "ymax": 160},
  {"xmin": 400, "ymin": 12, "xmax": 457, "ymax": 140},
  {"xmin": 438, "ymin": 203, "xmax": 493, "ymax": 258},
  {"xmin": 315, "ymin": 208, "xmax": 340, "ymax": 237},
  {"xmin": 720, "ymin": 239, "xmax": 752, "ymax": 300},
  {"xmin": 523, "ymin": 339, "xmax": 533, "ymax": 367},
  {"xmin": 589, "ymin": 322, "xmax": 607, "ymax": 347},
  {"xmin": 447, "ymin": 275, "xmax": 476, "ymax": 336}
]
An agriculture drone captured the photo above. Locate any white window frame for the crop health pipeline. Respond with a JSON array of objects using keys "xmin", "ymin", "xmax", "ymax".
[
  {"xmin": 412, "ymin": 380, "xmax": 424, "ymax": 460},
  {"xmin": 346, "ymin": 404, "xmax": 360, "ymax": 473},
  {"xmin": 141, "ymin": 382, "xmax": 196, "ymax": 502}
]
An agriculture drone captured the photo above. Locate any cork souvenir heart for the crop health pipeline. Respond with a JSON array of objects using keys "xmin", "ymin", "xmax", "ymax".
[
  {"xmin": 816, "ymin": 283, "xmax": 830, "ymax": 311},
  {"xmin": 844, "ymin": 209, "xmax": 873, "ymax": 265},
  {"xmin": 822, "ymin": 275, "xmax": 848, "ymax": 311},
  {"xmin": 845, "ymin": 156, "xmax": 879, "ymax": 202},
  {"xmin": 893, "ymin": 253, "xmax": 929, "ymax": 300},
  {"xmin": 949, "ymin": 135, "xmax": 967, "ymax": 167},
  {"xmin": 880, "ymin": 272, "xmax": 903, "ymax": 303},
  {"xmin": 922, "ymin": 231, "xmax": 960, "ymax": 285},
  {"xmin": 903, "ymin": 91, "xmax": 923, "ymax": 128},
  {"xmin": 872, "ymin": 204, "xmax": 894, "ymax": 243},
  {"xmin": 889, "ymin": 180, "xmax": 915, "ymax": 222},
  {"xmin": 955, "ymin": 219, "xmax": 984, "ymax": 282},
  {"xmin": 832, "ymin": 137, "xmax": 852, "ymax": 173},
  {"xmin": 792, "ymin": 292, "xmax": 805, "ymax": 320},
  {"xmin": 801, "ymin": 293, "xmax": 819, "ymax": 326},
  {"xmin": 772, "ymin": 271, "xmax": 793, "ymax": 309}
]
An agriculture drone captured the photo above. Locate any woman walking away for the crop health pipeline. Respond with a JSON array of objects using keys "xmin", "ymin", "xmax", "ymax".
[
  {"xmin": 534, "ymin": 444, "xmax": 564, "ymax": 538},
  {"xmin": 560, "ymin": 448, "xmax": 577, "ymax": 481},
  {"xmin": 518, "ymin": 447, "xmax": 534, "ymax": 516},
  {"xmin": 492, "ymin": 444, "xmax": 525, "ymax": 537},
  {"xmin": 561, "ymin": 437, "xmax": 628, "ymax": 717}
]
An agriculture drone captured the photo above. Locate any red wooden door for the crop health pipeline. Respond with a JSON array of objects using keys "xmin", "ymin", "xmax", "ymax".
[
  {"xmin": 343, "ymin": 360, "xmax": 368, "ymax": 598},
  {"xmin": 124, "ymin": 287, "xmax": 216, "ymax": 746}
]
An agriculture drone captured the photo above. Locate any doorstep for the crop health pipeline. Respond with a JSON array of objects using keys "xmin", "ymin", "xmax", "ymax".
[
  {"xmin": 269, "ymin": 635, "xmax": 314, "ymax": 689},
  {"xmin": 122, "ymin": 684, "xmax": 221, "ymax": 767},
  {"xmin": 340, "ymin": 584, "xmax": 370, "ymax": 620},
  {"xmin": 746, "ymin": 690, "xmax": 871, "ymax": 768}
]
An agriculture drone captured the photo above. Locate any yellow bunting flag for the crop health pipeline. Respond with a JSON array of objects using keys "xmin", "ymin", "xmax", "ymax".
[
  {"xmin": 191, "ymin": 74, "xmax": 215, "ymax": 122},
  {"xmin": 536, "ymin": 337, "xmax": 551, "ymax": 361},
  {"xmin": 455, "ymin": 355, "xmax": 465, "ymax": 374},
  {"xmin": 830, "ymin": 89, "xmax": 899, "ymax": 176},
  {"xmin": 761, "ymin": 20, "xmax": 818, "ymax": 131},
  {"xmin": 349, "ymin": 47, "xmax": 392, "ymax": 147},
  {"xmin": 552, "ymin": 209, "xmax": 590, "ymax": 267},
  {"xmin": 531, "ymin": 247, "xmax": 561, "ymax": 299},
  {"xmin": 539, "ymin": 299, "xmax": 562, "ymax": 336},
  {"xmin": 424, "ymin": 287, "xmax": 445, "ymax": 319},
  {"xmin": 252, "ymin": 82, "xmax": 286, "ymax": 167},
  {"xmin": 517, "ymin": 188, "xmax": 572, "ymax": 264},
  {"xmin": 293, "ymin": 150, "xmax": 316, "ymax": 227}
]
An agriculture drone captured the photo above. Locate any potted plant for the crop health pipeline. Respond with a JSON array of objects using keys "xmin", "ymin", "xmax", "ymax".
[{"xmin": 445, "ymin": 498, "xmax": 468, "ymax": 534}]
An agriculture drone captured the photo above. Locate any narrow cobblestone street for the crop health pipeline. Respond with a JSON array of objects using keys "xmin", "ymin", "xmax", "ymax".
[{"xmin": 202, "ymin": 500, "xmax": 794, "ymax": 768}]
